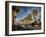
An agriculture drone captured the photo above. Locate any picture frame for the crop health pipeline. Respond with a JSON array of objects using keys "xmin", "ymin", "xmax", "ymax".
[{"xmin": 5, "ymin": 1, "xmax": 45, "ymax": 36}]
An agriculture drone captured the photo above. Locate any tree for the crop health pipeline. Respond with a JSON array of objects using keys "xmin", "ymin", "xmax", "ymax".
[
  {"xmin": 12, "ymin": 6, "xmax": 20, "ymax": 13},
  {"xmin": 32, "ymin": 10, "xmax": 38, "ymax": 16},
  {"xmin": 12, "ymin": 6, "xmax": 20, "ymax": 26},
  {"xmin": 32, "ymin": 10, "xmax": 38, "ymax": 21},
  {"xmin": 24, "ymin": 14, "xmax": 32, "ymax": 20}
]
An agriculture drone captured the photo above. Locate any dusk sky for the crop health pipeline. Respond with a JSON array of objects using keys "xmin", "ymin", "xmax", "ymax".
[{"xmin": 15, "ymin": 6, "xmax": 41, "ymax": 21}]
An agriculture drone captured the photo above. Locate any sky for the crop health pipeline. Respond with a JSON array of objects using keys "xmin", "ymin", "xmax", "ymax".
[{"xmin": 15, "ymin": 6, "xmax": 41, "ymax": 21}]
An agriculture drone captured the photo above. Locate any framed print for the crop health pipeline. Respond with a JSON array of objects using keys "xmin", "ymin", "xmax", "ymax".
[{"xmin": 5, "ymin": 1, "xmax": 45, "ymax": 36}]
